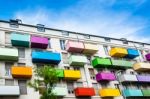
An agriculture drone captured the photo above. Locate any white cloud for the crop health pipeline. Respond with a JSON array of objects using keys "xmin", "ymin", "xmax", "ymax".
[{"xmin": 14, "ymin": 0, "xmax": 149, "ymax": 42}]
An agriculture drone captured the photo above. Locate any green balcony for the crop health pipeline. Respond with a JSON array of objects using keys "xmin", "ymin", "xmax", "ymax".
[
  {"xmin": 92, "ymin": 57, "xmax": 112, "ymax": 68},
  {"xmin": 52, "ymin": 87, "xmax": 68, "ymax": 96},
  {"xmin": 69, "ymin": 55, "xmax": 87, "ymax": 66},
  {"xmin": 56, "ymin": 69, "xmax": 64, "ymax": 78},
  {"xmin": 0, "ymin": 47, "xmax": 18, "ymax": 61},
  {"xmin": 142, "ymin": 90, "xmax": 150, "ymax": 96},
  {"xmin": 111, "ymin": 59, "xmax": 133, "ymax": 68}
]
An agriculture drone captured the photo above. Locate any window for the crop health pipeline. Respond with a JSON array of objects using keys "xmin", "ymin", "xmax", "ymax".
[
  {"xmin": 5, "ymin": 62, "xmax": 13, "ymax": 76},
  {"xmin": 62, "ymin": 53, "xmax": 68, "ymax": 64},
  {"xmin": 114, "ymin": 84, "xmax": 120, "ymax": 89},
  {"xmin": 103, "ymin": 45, "xmax": 109, "ymax": 55},
  {"xmin": 64, "ymin": 66, "xmax": 70, "ymax": 70},
  {"xmin": 92, "ymin": 83, "xmax": 99, "ymax": 95},
  {"xmin": 104, "ymin": 38, "xmax": 110, "ymax": 42},
  {"xmin": 67, "ymin": 82, "xmax": 74, "ymax": 94},
  {"xmin": 36, "ymin": 64, "xmax": 44, "ymax": 67},
  {"xmin": 73, "ymin": 67, "xmax": 80, "ymax": 70},
  {"xmin": 18, "ymin": 63, "xmax": 26, "ymax": 66},
  {"xmin": 84, "ymin": 35, "xmax": 90, "ymax": 39},
  {"xmin": 9, "ymin": 19, "xmax": 21, "ymax": 28},
  {"xmin": 18, "ymin": 48, "xmax": 25, "ymax": 58},
  {"xmin": 60, "ymin": 40, "xmax": 66, "ymax": 50},
  {"xmin": 76, "ymin": 82, "xmax": 83, "ymax": 87},
  {"xmin": 62, "ymin": 31, "xmax": 69, "ymax": 36},
  {"xmin": 87, "ymin": 56, "xmax": 91, "ymax": 65},
  {"xmin": 18, "ymin": 80, "xmax": 27, "ymax": 95},
  {"xmin": 5, "ymin": 79, "xmax": 14, "ymax": 86},
  {"xmin": 36, "ymin": 24, "xmax": 45, "ymax": 32},
  {"xmin": 140, "ymin": 50, "xmax": 145, "ymax": 59},
  {"xmin": 101, "ymin": 82, "xmax": 108, "ymax": 88},
  {"xmin": 48, "ymin": 39, "xmax": 51, "ymax": 48},
  {"xmin": 88, "ymin": 68, "xmax": 95, "ymax": 80},
  {"xmin": 121, "ymin": 38, "xmax": 128, "ymax": 44},
  {"xmin": 130, "ymin": 71, "xmax": 135, "ymax": 75},
  {"xmin": 5, "ymin": 32, "xmax": 11, "ymax": 44}
]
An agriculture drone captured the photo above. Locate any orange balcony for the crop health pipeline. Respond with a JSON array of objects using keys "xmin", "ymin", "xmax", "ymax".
[{"xmin": 11, "ymin": 66, "xmax": 32, "ymax": 78}]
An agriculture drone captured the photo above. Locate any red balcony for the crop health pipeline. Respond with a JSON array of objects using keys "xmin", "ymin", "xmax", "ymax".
[{"xmin": 74, "ymin": 87, "xmax": 95, "ymax": 96}]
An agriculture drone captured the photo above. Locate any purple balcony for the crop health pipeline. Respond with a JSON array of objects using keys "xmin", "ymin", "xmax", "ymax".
[
  {"xmin": 137, "ymin": 75, "xmax": 150, "ymax": 82},
  {"xmin": 145, "ymin": 54, "xmax": 150, "ymax": 61},
  {"xmin": 31, "ymin": 36, "xmax": 48, "ymax": 49},
  {"xmin": 96, "ymin": 72, "xmax": 116, "ymax": 82}
]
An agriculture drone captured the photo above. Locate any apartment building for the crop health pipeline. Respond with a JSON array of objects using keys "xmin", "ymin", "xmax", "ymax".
[{"xmin": 0, "ymin": 19, "xmax": 149, "ymax": 99}]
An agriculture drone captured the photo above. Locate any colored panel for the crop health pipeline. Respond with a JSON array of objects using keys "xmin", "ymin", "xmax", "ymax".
[
  {"xmin": 66, "ymin": 41, "xmax": 84, "ymax": 53},
  {"xmin": 96, "ymin": 72, "xmax": 116, "ymax": 81},
  {"xmin": 32, "ymin": 51, "xmax": 61, "ymax": 64},
  {"xmin": 0, "ymin": 47, "xmax": 18, "ymax": 61},
  {"xmin": 11, "ymin": 32, "xmax": 30, "ymax": 47},
  {"xmin": 0, "ymin": 86, "xmax": 20, "ymax": 96},
  {"xmin": 64, "ymin": 70, "xmax": 81, "ymax": 80},
  {"xmin": 137, "ymin": 75, "xmax": 150, "ymax": 82},
  {"xmin": 142, "ymin": 90, "xmax": 150, "ymax": 96},
  {"xmin": 69, "ymin": 55, "xmax": 87, "ymax": 66},
  {"xmin": 83, "ymin": 43, "xmax": 99, "ymax": 54},
  {"xmin": 110, "ymin": 47, "xmax": 128, "ymax": 58},
  {"xmin": 122, "ymin": 89, "xmax": 143, "ymax": 97},
  {"xmin": 126, "ymin": 49, "xmax": 139, "ymax": 59},
  {"xmin": 92, "ymin": 57, "xmax": 112, "ymax": 68},
  {"xmin": 99, "ymin": 88, "xmax": 120, "ymax": 97},
  {"xmin": 133, "ymin": 62, "xmax": 150, "ymax": 71},
  {"xmin": 119, "ymin": 74, "xmax": 137, "ymax": 82},
  {"xmin": 52, "ymin": 87, "xmax": 68, "ymax": 96},
  {"xmin": 145, "ymin": 53, "xmax": 150, "ymax": 61},
  {"xmin": 111, "ymin": 59, "xmax": 133, "ymax": 68},
  {"xmin": 31, "ymin": 36, "xmax": 48, "ymax": 49},
  {"xmin": 11, "ymin": 66, "xmax": 32, "ymax": 78},
  {"xmin": 56, "ymin": 69, "xmax": 64, "ymax": 78},
  {"xmin": 75, "ymin": 87, "xmax": 95, "ymax": 96}
]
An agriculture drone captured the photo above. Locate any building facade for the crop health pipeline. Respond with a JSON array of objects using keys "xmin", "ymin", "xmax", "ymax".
[{"xmin": 0, "ymin": 19, "xmax": 149, "ymax": 99}]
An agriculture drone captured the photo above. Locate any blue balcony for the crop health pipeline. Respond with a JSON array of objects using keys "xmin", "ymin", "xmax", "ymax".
[
  {"xmin": 126, "ymin": 49, "xmax": 139, "ymax": 59},
  {"xmin": 32, "ymin": 51, "xmax": 61, "ymax": 64},
  {"xmin": 11, "ymin": 32, "xmax": 30, "ymax": 47},
  {"xmin": 122, "ymin": 89, "xmax": 143, "ymax": 97}
]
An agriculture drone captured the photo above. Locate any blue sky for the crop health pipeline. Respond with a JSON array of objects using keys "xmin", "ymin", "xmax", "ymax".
[{"xmin": 0, "ymin": 0, "xmax": 150, "ymax": 42}]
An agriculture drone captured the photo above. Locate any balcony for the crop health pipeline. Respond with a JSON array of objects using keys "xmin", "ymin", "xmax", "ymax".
[
  {"xmin": 96, "ymin": 72, "xmax": 116, "ymax": 82},
  {"xmin": 126, "ymin": 49, "xmax": 139, "ymax": 59},
  {"xmin": 122, "ymin": 89, "xmax": 143, "ymax": 97},
  {"xmin": 145, "ymin": 53, "xmax": 150, "ymax": 61},
  {"xmin": 137, "ymin": 75, "xmax": 150, "ymax": 82},
  {"xmin": 0, "ymin": 86, "xmax": 20, "ymax": 96},
  {"xmin": 109, "ymin": 47, "xmax": 128, "ymax": 58},
  {"xmin": 119, "ymin": 74, "xmax": 137, "ymax": 82},
  {"xmin": 66, "ymin": 41, "xmax": 84, "ymax": 53},
  {"xmin": 0, "ymin": 47, "xmax": 18, "ymax": 61},
  {"xmin": 11, "ymin": 66, "xmax": 32, "ymax": 78},
  {"xmin": 31, "ymin": 36, "xmax": 48, "ymax": 49},
  {"xmin": 92, "ymin": 57, "xmax": 112, "ymax": 68},
  {"xmin": 32, "ymin": 51, "xmax": 61, "ymax": 64},
  {"xmin": 56, "ymin": 69, "xmax": 64, "ymax": 78},
  {"xmin": 133, "ymin": 62, "xmax": 150, "ymax": 71},
  {"xmin": 64, "ymin": 70, "xmax": 81, "ymax": 80},
  {"xmin": 52, "ymin": 87, "xmax": 68, "ymax": 96},
  {"xmin": 69, "ymin": 55, "xmax": 87, "ymax": 66},
  {"xmin": 74, "ymin": 87, "xmax": 95, "ymax": 96},
  {"xmin": 83, "ymin": 43, "xmax": 99, "ymax": 55},
  {"xmin": 99, "ymin": 88, "xmax": 120, "ymax": 97},
  {"xmin": 11, "ymin": 32, "xmax": 30, "ymax": 47},
  {"xmin": 111, "ymin": 59, "xmax": 133, "ymax": 68},
  {"xmin": 142, "ymin": 89, "xmax": 150, "ymax": 96}
]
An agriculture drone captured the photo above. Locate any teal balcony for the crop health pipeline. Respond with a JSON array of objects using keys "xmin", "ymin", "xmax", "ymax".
[
  {"xmin": 11, "ymin": 32, "xmax": 30, "ymax": 47},
  {"xmin": 69, "ymin": 55, "xmax": 87, "ymax": 66},
  {"xmin": 52, "ymin": 87, "xmax": 67, "ymax": 96},
  {"xmin": 111, "ymin": 59, "xmax": 133, "ymax": 68},
  {"xmin": 0, "ymin": 47, "xmax": 18, "ymax": 61},
  {"xmin": 142, "ymin": 89, "xmax": 150, "ymax": 96},
  {"xmin": 122, "ymin": 89, "xmax": 143, "ymax": 97}
]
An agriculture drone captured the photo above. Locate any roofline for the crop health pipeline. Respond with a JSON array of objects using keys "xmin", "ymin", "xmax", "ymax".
[{"xmin": 0, "ymin": 19, "xmax": 149, "ymax": 45}]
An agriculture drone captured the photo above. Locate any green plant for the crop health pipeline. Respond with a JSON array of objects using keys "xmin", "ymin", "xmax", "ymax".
[{"xmin": 29, "ymin": 65, "xmax": 59, "ymax": 99}]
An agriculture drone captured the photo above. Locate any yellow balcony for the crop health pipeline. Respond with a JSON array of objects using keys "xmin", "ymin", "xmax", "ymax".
[
  {"xmin": 11, "ymin": 66, "xmax": 32, "ymax": 78},
  {"xmin": 83, "ymin": 43, "xmax": 99, "ymax": 55},
  {"xmin": 133, "ymin": 62, "xmax": 150, "ymax": 71},
  {"xmin": 110, "ymin": 47, "xmax": 128, "ymax": 58},
  {"xmin": 99, "ymin": 88, "xmax": 121, "ymax": 97},
  {"xmin": 64, "ymin": 70, "xmax": 81, "ymax": 80}
]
